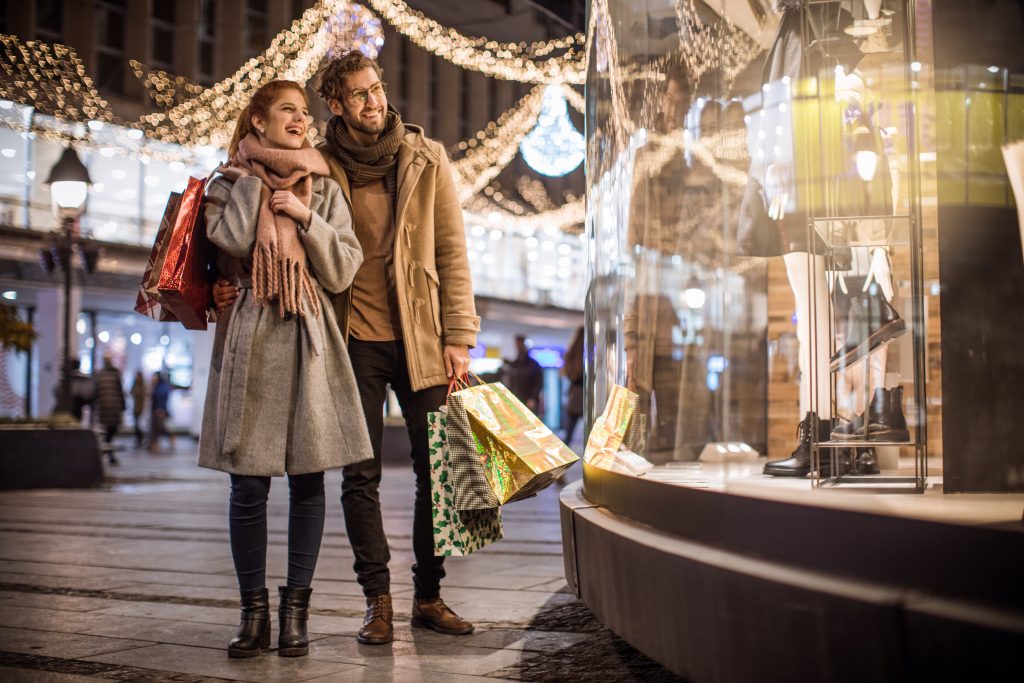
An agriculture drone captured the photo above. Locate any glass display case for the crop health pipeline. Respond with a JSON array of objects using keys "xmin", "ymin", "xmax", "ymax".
[{"xmin": 584, "ymin": 0, "xmax": 935, "ymax": 492}]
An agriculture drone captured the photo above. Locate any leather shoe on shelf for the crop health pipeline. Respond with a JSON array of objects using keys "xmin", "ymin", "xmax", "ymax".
[
  {"xmin": 852, "ymin": 447, "xmax": 881, "ymax": 475},
  {"xmin": 763, "ymin": 411, "xmax": 844, "ymax": 478},
  {"xmin": 830, "ymin": 387, "xmax": 910, "ymax": 442},
  {"xmin": 831, "ymin": 285, "xmax": 906, "ymax": 371},
  {"xmin": 411, "ymin": 596, "xmax": 474, "ymax": 635},
  {"xmin": 357, "ymin": 594, "xmax": 393, "ymax": 645}
]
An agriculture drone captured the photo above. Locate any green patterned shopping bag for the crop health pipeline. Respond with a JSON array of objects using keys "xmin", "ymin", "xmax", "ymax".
[{"xmin": 428, "ymin": 409, "xmax": 503, "ymax": 556}]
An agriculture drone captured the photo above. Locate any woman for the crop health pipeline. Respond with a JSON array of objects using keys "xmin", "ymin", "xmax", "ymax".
[
  {"xmin": 199, "ymin": 80, "xmax": 371, "ymax": 659},
  {"xmin": 94, "ymin": 353, "xmax": 125, "ymax": 465},
  {"xmin": 148, "ymin": 371, "xmax": 172, "ymax": 453}
]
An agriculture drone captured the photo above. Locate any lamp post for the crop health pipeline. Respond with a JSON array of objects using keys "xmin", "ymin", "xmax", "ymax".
[{"xmin": 44, "ymin": 146, "xmax": 92, "ymax": 414}]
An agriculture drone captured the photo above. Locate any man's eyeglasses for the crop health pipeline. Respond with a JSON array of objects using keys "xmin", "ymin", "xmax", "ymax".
[{"xmin": 345, "ymin": 82, "xmax": 387, "ymax": 106}]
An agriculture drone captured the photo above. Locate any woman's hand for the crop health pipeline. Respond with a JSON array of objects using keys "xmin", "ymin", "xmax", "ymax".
[
  {"xmin": 270, "ymin": 191, "xmax": 312, "ymax": 228},
  {"xmin": 212, "ymin": 279, "xmax": 239, "ymax": 312}
]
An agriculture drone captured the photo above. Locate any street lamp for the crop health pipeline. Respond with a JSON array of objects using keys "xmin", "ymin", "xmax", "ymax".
[{"xmin": 44, "ymin": 145, "xmax": 92, "ymax": 414}]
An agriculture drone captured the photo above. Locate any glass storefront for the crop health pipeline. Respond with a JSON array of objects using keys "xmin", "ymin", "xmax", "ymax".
[{"xmin": 583, "ymin": 0, "xmax": 1018, "ymax": 493}]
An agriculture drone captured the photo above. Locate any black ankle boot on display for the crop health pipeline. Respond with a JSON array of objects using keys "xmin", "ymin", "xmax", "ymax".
[
  {"xmin": 763, "ymin": 411, "xmax": 837, "ymax": 477},
  {"xmin": 228, "ymin": 587, "xmax": 270, "ymax": 658},
  {"xmin": 830, "ymin": 387, "xmax": 910, "ymax": 442},
  {"xmin": 277, "ymin": 586, "xmax": 313, "ymax": 657},
  {"xmin": 852, "ymin": 447, "xmax": 881, "ymax": 475},
  {"xmin": 830, "ymin": 286, "xmax": 907, "ymax": 371}
]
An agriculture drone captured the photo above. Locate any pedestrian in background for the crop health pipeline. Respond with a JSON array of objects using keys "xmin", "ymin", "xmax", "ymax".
[
  {"xmin": 506, "ymin": 334, "xmax": 544, "ymax": 412},
  {"xmin": 130, "ymin": 370, "xmax": 147, "ymax": 448},
  {"xmin": 94, "ymin": 353, "xmax": 125, "ymax": 466},
  {"xmin": 562, "ymin": 326, "xmax": 585, "ymax": 444},
  {"xmin": 149, "ymin": 371, "xmax": 172, "ymax": 453}
]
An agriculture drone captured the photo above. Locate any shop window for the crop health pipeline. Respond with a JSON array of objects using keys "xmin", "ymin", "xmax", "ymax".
[{"xmin": 35, "ymin": 0, "xmax": 62, "ymax": 42}]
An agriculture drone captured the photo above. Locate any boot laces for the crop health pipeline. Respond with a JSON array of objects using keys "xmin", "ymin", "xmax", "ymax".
[{"xmin": 369, "ymin": 595, "xmax": 389, "ymax": 618}]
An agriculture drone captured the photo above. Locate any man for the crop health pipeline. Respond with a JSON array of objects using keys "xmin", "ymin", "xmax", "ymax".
[
  {"xmin": 218, "ymin": 52, "xmax": 480, "ymax": 644},
  {"xmin": 505, "ymin": 334, "xmax": 543, "ymax": 412}
]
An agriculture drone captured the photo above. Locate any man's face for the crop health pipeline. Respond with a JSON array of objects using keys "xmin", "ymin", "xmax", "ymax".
[
  {"xmin": 327, "ymin": 66, "xmax": 388, "ymax": 140},
  {"xmin": 657, "ymin": 79, "xmax": 689, "ymax": 133}
]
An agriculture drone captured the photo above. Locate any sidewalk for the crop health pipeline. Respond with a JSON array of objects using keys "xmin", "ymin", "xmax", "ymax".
[{"xmin": 0, "ymin": 440, "xmax": 684, "ymax": 682}]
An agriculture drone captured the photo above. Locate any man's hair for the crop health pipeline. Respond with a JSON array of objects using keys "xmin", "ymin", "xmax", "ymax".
[{"xmin": 316, "ymin": 50, "xmax": 383, "ymax": 103}]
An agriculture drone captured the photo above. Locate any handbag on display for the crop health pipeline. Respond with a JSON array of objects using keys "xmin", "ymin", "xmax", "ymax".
[
  {"xmin": 135, "ymin": 192, "xmax": 183, "ymax": 322},
  {"xmin": 452, "ymin": 379, "xmax": 578, "ymax": 505},
  {"xmin": 585, "ymin": 383, "xmax": 638, "ymax": 462},
  {"xmin": 427, "ymin": 408, "xmax": 503, "ymax": 557},
  {"xmin": 155, "ymin": 173, "xmax": 216, "ymax": 330}
]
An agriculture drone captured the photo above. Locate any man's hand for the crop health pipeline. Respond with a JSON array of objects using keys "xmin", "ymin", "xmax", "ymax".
[
  {"xmin": 212, "ymin": 278, "xmax": 239, "ymax": 312},
  {"xmin": 443, "ymin": 344, "xmax": 471, "ymax": 379},
  {"xmin": 270, "ymin": 190, "xmax": 312, "ymax": 227}
]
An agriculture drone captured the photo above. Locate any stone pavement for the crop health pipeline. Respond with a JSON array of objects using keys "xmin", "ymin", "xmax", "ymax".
[{"xmin": 0, "ymin": 440, "xmax": 684, "ymax": 682}]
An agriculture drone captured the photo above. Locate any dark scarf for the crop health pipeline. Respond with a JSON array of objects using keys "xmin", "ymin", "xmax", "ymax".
[{"xmin": 325, "ymin": 108, "xmax": 405, "ymax": 205}]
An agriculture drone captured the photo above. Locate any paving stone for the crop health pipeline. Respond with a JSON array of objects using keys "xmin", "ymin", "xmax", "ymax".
[
  {"xmin": 302, "ymin": 665, "xmax": 514, "ymax": 682},
  {"xmin": 308, "ymin": 636, "xmax": 527, "ymax": 677},
  {"xmin": 0, "ymin": 626, "xmax": 152, "ymax": 659},
  {"xmin": 84, "ymin": 643, "xmax": 361, "ymax": 682},
  {"xmin": 0, "ymin": 590, "xmax": 114, "ymax": 613},
  {"xmin": 0, "ymin": 664, "xmax": 118, "ymax": 682},
  {"xmin": 0, "ymin": 605, "xmax": 115, "ymax": 634}
]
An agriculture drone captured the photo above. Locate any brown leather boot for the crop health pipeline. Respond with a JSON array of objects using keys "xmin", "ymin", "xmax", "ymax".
[
  {"xmin": 357, "ymin": 594, "xmax": 393, "ymax": 645},
  {"xmin": 411, "ymin": 596, "xmax": 474, "ymax": 635}
]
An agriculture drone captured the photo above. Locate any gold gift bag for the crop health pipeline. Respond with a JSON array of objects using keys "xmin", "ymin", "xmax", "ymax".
[
  {"xmin": 454, "ymin": 382, "xmax": 579, "ymax": 505},
  {"xmin": 585, "ymin": 384, "xmax": 638, "ymax": 465}
]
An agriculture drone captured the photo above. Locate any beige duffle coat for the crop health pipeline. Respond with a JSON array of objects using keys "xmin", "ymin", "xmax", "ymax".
[
  {"xmin": 318, "ymin": 123, "xmax": 481, "ymax": 392},
  {"xmin": 198, "ymin": 174, "xmax": 373, "ymax": 476}
]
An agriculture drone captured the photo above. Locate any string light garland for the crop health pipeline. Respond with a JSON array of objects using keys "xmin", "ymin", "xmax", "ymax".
[
  {"xmin": 516, "ymin": 175, "xmax": 556, "ymax": 212},
  {"xmin": 130, "ymin": 61, "xmax": 204, "ymax": 109},
  {"xmin": 0, "ymin": 36, "xmax": 114, "ymax": 123},
  {"xmin": 674, "ymin": 0, "xmax": 761, "ymax": 85},
  {"xmin": 364, "ymin": 0, "xmax": 585, "ymax": 84}
]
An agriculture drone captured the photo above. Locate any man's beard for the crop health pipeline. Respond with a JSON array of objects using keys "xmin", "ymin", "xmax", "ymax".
[{"xmin": 343, "ymin": 109, "xmax": 386, "ymax": 138}]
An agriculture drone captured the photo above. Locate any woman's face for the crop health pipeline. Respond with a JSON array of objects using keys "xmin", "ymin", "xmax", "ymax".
[{"xmin": 253, "ymin": 89, "xmax": 310, "ymax": 150}]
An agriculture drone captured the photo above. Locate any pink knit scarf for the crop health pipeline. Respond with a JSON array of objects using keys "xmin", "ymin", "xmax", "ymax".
[{"xmin": 222, "ymin": 134, "xmax": 330, "ymax": 318}]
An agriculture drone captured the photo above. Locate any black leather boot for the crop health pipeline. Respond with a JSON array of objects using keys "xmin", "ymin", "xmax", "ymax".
[
  {"xmin": 830, "ymin": 286, "xmax": 906, "ymax": 371},
  {"xmin": 228, "ymin": 587, "xmax": 270, "ymax": 658},
  {"xmin": 278, "ymin": 586, "xmax": 313, "ymax": 657},
  {"xmin": 831, "ymin": 387, "xmax": 910, "ymax": 442},
  {"xmin": 763, "ymin": 412, "xmax": 836, "ymax": 477}
]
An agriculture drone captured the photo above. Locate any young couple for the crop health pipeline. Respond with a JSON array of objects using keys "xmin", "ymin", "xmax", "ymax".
[{"xmin": 198, "ymin": 50, "xmax": 480, "ymax": 658}]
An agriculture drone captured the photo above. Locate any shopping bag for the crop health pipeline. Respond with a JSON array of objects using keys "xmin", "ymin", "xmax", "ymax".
[
  {"xmin": 447, "ymin": 387, "xmax": 501, "ymax": 510},
  {"xmin": 428, "ymin": 409, "xmax": 503, "ymax": 557},
  {"xmin": 454, "ymin": 381, "xmax": 579, "ymax": 505},
  {"xmin": 135, "ymin": 192, "xmax": 182, "ymax": 322},
  {"xmin": 584, "ymin": 383, "xmax": 638, "ymax": 462},
  {"xmin": 156, "ymin": 174, "xmax": 214, "ymax": 330}
]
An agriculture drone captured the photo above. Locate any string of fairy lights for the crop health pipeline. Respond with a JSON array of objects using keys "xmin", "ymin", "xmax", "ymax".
[
  {"xmin": 363, "ymin": 0, "xmax": 585, "ymax": 84},
  {"xmin": 0, "ymin": 0, "xmax": 764, "ymax": 241}
]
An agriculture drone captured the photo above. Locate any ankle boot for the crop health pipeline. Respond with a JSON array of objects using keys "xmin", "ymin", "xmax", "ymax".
[
  {"xmin": 763, "ymin": 412, "xmax": 837, "ymax": 477},
  {"xmin": 831, "ymin": 387, "xmax": 910, "ymax": 442},
  {"xmin": 277, "ymin": 586, "xmax": 312, "ymax": 657},
  {"xmin": 357, "ymin": 593, "xmax": 393, "ymax": 645},
  {"xmin": 228, "ymin": 587, "xmax": 270, "ymax": 658},
  {"xmin": 831, "ymin": 286, "xmax": 906, "ymax": 371}
]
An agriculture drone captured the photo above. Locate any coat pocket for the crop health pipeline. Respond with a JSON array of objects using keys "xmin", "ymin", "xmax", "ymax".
[{"xmin": 424, "ymin": 267, "xmax": 443, "ymax": 338}]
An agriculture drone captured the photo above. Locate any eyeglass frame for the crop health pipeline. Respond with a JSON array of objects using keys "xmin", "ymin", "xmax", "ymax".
[{"xmin": 344, "ymin": 81, "xmax": 388, "ymax": 106}]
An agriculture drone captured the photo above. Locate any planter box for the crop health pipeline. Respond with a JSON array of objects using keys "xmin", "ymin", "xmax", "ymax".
[{"xmin": 0, "ymin": 427, "xmax": 103, "ymax": 489}]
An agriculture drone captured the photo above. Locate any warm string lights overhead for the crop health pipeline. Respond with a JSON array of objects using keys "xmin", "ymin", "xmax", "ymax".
[
  {"xmin": 674, "ymin": 0, "xmax": 761, "ymax": 86},
  {"xmin": 364, "ymin": 0, "xmax": 585, "ymax": 84},
  {"xmin": 0, "ymin": 36, "xmax": 114, "ymax": 123},
  {"xmin": 516, "ymin": 175, "xmax": 556, "ymax": 212},
  {"xmin": 136, "ymin": 0, "xmax": 381, "ymax": 148},
  {"xmin": 130, "ymin": 61, "xmax": 205, "ymax": 109}
]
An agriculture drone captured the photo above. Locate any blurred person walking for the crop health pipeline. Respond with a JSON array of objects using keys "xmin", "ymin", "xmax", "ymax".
[
  {"xmin": 562, "ymin": 326, "xmax": 585, "ymax": 444},
  {"xmin": 129, "ymin": 370, "xmax": 147, "ymax": 447},
  {"xmin": 506, "ymin": 334, "xmax": 544, "ymax": 412},
  {"xmin": 148, "ymin": 371, "xmax": 172, "ymax": 453},
  {"xmin": 199, "ymin": 80, "xmax": 370, "ymax": 659},
  {"xmin": 94, "ymin": 353, "xmax": 125, "ymax": 465}
]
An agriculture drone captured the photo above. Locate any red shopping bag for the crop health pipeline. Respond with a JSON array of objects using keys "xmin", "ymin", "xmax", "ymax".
[
  {"xmin": 135, "ymin": 192, "xmax": 182, "ymax": 322},
  {"xmin": 156, "ymin": 174, "xmax": 215, "ymax": 330}
]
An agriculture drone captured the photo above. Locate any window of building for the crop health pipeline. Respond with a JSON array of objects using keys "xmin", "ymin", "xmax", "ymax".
[
  {"xmin": 35, "ymin": 0, "xmax": 62, "ymax": 41},
  {"xmin": 460, "ymin": 70, "xmax": 470, "ymax": 140},
  {"xmin": 199, "ymin": 0, "xmax": 216, "ymax": 85},
  {"xmin": 429, "ymin": 59, "xmax": 439, "ymax": 139},
  {"xmin": 151, "ymin": 3, "xmax": 175, "ymax": 70},
  {"xmin": 95, "ymin": 0, "xmax": 127, "ymax": 95},
  {"xmin": 246, "ymin": 0, "xmax": 268, "ymax": 58}
]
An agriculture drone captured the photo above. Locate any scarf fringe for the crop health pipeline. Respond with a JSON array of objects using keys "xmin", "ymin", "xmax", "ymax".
[{"xmin": 252, "ymin": 245, "xmax": 320, "ymax": 320}]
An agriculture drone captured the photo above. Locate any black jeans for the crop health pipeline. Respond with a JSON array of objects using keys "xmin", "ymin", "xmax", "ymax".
[
  {"xmin": 229, "ymin": 472, "xmax": 325, "ymax": 593},
  {"xmin": 342, "ymin": 339, "xmax": 447, "ymax": 599}
]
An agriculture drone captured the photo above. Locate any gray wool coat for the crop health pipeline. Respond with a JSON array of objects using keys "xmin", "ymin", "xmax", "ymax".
[{"xmin": 198, "ymin": 174, "xmax": 373, "ymax": 476}]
